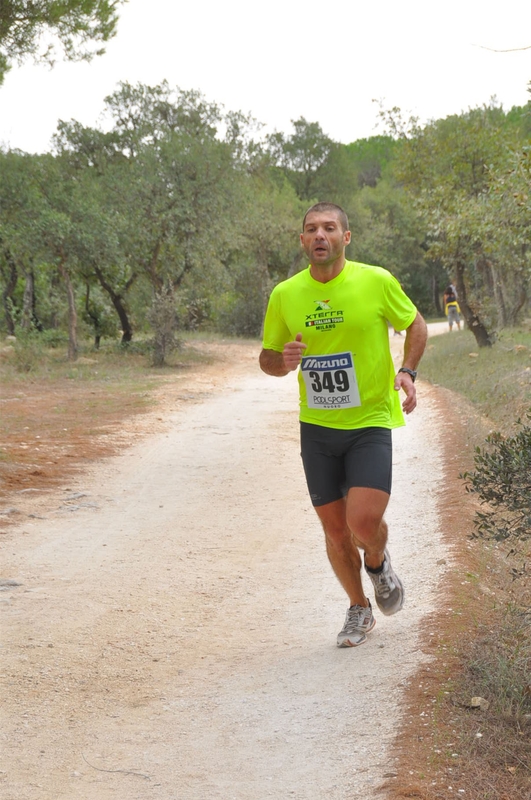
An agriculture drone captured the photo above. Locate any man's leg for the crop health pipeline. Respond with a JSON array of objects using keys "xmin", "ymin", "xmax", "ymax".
[
  {"xmin": 314, "ymin": 497, "xmax": 377, "ymax": 647},
  {"xmin": 314, "ymin": 497, "xmax": 367, "ymax": 608},
  {"xmin": 345, "ymin": 486, "xmax": 389, "ymax": 569},
  {"xmin": 346, "ymin": 486, "xmax": 404, "ymax": 616}
]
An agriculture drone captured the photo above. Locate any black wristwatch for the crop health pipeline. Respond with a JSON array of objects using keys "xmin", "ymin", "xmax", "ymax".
[{"xmin": 398, "ymin": 367, "xmax": 417, "ymax": 382}]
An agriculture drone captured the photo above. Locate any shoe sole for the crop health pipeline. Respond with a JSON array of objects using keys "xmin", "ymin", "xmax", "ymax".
[{"xmin": 336, "ymin": 617, "xmax": 376, "ymax": 648}]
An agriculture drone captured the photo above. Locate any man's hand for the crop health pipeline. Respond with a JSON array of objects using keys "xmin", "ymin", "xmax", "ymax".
[
  {"xmin": 259, "ymin": 334, "xmax": 307, "ymax": 377},
  {"xmin": 394, "ymin": 311, "xmax": 426, "ymax": 414},
  {"xmin": 283, "ymin": 333, "xmax": 307, "ymax": 371},
  {"xmin": 394, "ymin": 372, "xmax": 417, "ymax": 414}
]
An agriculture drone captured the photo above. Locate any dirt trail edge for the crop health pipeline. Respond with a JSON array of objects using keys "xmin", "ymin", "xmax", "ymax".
[{"xmin": 1, "ymin": 330, "xmax": 448, "ymax": 800}]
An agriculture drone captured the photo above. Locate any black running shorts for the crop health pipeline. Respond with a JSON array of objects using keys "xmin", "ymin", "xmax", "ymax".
[{"xmin": 300, "ymin": 422, "xmax": 392, "ymax": 507}]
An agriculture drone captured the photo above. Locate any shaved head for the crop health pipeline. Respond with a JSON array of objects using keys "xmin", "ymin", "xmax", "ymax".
[{"xmin": 303, "ymin": 203, "xmax": 349, "ymax": 233}]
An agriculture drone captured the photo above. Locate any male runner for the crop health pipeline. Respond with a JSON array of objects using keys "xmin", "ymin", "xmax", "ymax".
[{"xmin": 259, "ymin": 202, "xmax": 427, "ymax": 647}]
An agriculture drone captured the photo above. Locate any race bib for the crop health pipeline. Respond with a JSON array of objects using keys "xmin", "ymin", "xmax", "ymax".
[{"xmin": 301, "ymin": 351, "xmax": 361, "ymax": 410}]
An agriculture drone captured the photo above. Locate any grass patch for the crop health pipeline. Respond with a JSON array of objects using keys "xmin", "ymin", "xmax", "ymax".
[
  {"xmin": 444, "ymin": 600, "xmax": 531, "ymax": 800},
  {"xmin": 422, "ymin": 327, "xmax": 531, "ymax": 435},
  {"xmin": 1, "ymin": 333, "xmax": 217, "ymax": 381}
]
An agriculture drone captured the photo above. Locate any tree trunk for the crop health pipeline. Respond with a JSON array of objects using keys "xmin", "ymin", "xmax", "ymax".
[
  {"xmin": 1, "ymin": 249, "xmax": 18, "ymax": 335},
  {"xmin": 287, "ymin": 249, "xmax": 304, "ymax": 278},
  {"xmin": 455, "ymin": 258, "xmax": 493, "ymax": 347},
  {"xmin": 49, "ymin": 272, "xmax": 61, "ymax": 329},
  {"xmin": 21, "ymin": 270, "xmax": 43, "ymax": 331},
  {"xmin": 94, "ymin": 267, "xmax": 134, "ymax": 344},
  {"xmin": 150, "ymin": 281, "xmax": 176, "ymax": 367},
  {"xmin": 85, "ymin": 283, "xmax": 101, "ymax": 349},
  {"xmin": 57, "ymin": 258, "xmax": 77, "ymax": 360},
  {"xmin": 484, "ymin": 257, "xmax": 507, "ymax": 329},
  {"xmin": 30, "ymin": 270, "xmax": 43, "ymax": 332},
  {"xmin": 21, "ymin": 271, "xmax": 35, "ymax": 330},
  {"xmin": 431, "ymin": 272, "xmax": 442, "ymax": 315},
  {"xmin": 506, "ymin": 280, "xmax": 528, "ymax": 326}
]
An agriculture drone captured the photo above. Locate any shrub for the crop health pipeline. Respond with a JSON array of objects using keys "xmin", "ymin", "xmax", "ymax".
[
  {"xmin": 462, "ymin": 415, "xmax": 531, "ymax": 577},
  {"xmin": 39, "ymin": 329, "xmax": 69, "ymax": 348},
  {"xmin": 10, "ymin": 329, "xmax": 46, "ymax": 373}
]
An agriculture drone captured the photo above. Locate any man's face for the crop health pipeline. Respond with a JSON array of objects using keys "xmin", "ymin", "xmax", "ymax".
[{"xmin": 300, "ymin": 211, "xmax": 351, "ymax": 267}]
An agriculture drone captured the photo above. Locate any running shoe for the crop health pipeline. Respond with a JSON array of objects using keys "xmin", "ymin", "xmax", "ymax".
[
  {"xmin": 365, "ymin": 548, "xmax": 404, "ymax": 616},
  {"xmin": 336, "ymin": 600, "xmax": 376, "ymax": 647}
]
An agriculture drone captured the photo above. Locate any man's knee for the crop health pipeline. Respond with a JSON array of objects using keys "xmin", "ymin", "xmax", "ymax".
[
  {"xmin": 346, "ymin": 509, "xmax": 385, "ymax": 543},
  {"xmin": 323, "ymin": 526, "xmax": 362, "ymax": 564},
  {"xmin": 321, "ymin": 519, "xmax": 350, "ymax": 547}
]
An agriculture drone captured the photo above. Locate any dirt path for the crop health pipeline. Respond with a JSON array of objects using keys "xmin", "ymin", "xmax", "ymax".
[{"xmin": 1, "ymin": 327, "xmax": 449, "ymax": 800}]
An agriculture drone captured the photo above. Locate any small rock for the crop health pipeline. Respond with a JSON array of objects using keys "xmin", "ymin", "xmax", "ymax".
[
  {"xmin": 0, "ymin": 579, "xmax": 23, "ymax": 590},
  {"xmin": 0, "ymin": 507, "xmax": 21, "ymax": 517},
  {"xmin": 470, "ymin": 696, "xmax": 489, "ymax": 711}
]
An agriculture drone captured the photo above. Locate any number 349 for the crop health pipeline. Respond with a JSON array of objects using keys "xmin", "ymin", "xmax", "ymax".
[{"xmin": 309, "ymin": 370, "xmax": 349, "ymax": 393}]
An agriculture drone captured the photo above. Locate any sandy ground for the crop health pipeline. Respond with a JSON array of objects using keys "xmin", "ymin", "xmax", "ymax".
[{"xmin": 1, "ymin": 323, "xmax": 451, "ymax": 800}]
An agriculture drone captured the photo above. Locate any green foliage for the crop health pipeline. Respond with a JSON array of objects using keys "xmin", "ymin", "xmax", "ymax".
[
  {"xmin": 346, "ymin": 180, "xmax": 435, "ymax": 314},
  {"xmin": 266, "ymin": 117, "xmax": 334, "ymax": 200},
  {"xmin": 387, "ymin": 100, "xmax": 531, "ymax": 345},
  {"xmin": 343, "ymin": 135, "xmax": 398, "ymax": 187},
  {"xmin": 39, "ymin": 328, "xmax": 69, "ymax": 348},
  {"xmin": 212, "ymin": 261, "xmax": 266, "ymax": 337},
  {"xmin": 8, "ymin": 327, "xmax": 46, "ymax": 373},
  {"xmin": 462, "ymin": 416, "xmax": 531, "ymax": 556},
  {"xmin": 0, "ymin": 1, "xmax": 125, "ymax": 84},
  {"xmin": 2, "ymin": 81, "xmax": 531, "ymax": 349},
  {"xmin": 82, "ymin": 287, "xmax": 119, "ymax": 347}
]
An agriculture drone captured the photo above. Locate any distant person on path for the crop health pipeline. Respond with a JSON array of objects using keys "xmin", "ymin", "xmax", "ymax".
[
  {"xmin": 259, "ymin": 202, "xmax": 427, "ymax": 648},
  {"xmin": 443, "ymin": 285, "xmax": 461, "ymax": 331}
]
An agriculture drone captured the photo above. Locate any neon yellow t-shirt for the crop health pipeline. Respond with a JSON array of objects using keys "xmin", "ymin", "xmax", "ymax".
[{"xmin": 262, "ymin": 260, "xmax": 418, "ymax": 430}]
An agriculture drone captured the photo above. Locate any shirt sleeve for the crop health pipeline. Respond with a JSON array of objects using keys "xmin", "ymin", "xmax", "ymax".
[
  {"xmin": 262, "ymin": 285, "xmax": 292, "ymax": 352},
  {"xmin": 382, "ymin": 272, "xmax": 418, "ymax": 331}
]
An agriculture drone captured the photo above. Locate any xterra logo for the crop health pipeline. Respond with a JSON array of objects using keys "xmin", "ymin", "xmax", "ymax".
[{"xmin": 305, "ymin": 299, "xmax": 344, "ymax": 330}]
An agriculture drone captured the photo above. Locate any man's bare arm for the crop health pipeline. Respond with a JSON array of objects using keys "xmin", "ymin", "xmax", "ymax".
[
  {"xmin": 402, "ymin": 312, "xmax": 428, "ymax": 370},
  {"xmin": 393, "ymin": 312, "xmax": 428, "ymax": 415},
  {"xmin": 259, "ymin": 348, "xmax": 290, "ymax": 377}
]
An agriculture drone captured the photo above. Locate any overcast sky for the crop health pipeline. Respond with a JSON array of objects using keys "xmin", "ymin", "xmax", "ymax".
[{"xmin": 1, "ymin": 0, "xmax": 530, "ymax": 153}]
